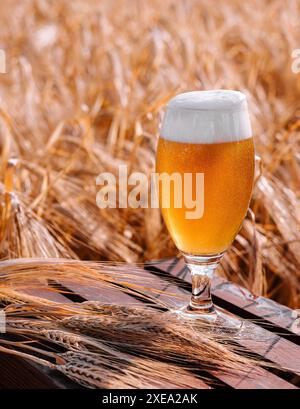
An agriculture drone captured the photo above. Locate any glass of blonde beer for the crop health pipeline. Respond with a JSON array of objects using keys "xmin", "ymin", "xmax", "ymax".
[{"xmin": 156, "ymin": 90, "xmax": 254, "ymax": 325}]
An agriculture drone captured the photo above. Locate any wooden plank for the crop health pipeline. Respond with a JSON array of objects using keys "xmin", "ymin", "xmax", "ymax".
[
  {"xmin": 13, "ymin": 272, "xmax": 209, "ymax": 389},
  {"xmin": 60, "ymin": 281, "xmax": 140, "ymax": 305},
  {"xmin": 54, "ymin": 285, "xmax": 210, "ymax": 389},
  {"xmin": 2, "ymin": 259, "xmax": 298, "ymax": 389},
  {"xmin": 149, "ymin": 257, "xmax": 300, "ymax": 339},
  {"xmin": 60, "ymin": 267, "xmax": 296, "ymax": 389},
  {"xmin": 0, "ymin": 349, "xmax": 79, "ymax": 389},
  {"xmin": 0, "ymin": 354, "xmax": 56, "ymax": 389},
  {"xmin": 23, "ymin": 286, "xmax": 73, "ymax": 304},
  {"xmin": 214, "ymin": 367, "xmax": 295, "ymax": 389},
  {"xmin": 144, "ymin": 259, "xmax": 300, "ymax": 382},
  {"xmin": 1, "ymin": 283, "xmax": 79, "ymax": 389}
]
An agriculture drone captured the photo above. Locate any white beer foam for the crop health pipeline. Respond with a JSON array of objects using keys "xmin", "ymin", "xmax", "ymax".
[{"xmin": 161, "ymin": 90, "xmax": 252, "ymax": 144}]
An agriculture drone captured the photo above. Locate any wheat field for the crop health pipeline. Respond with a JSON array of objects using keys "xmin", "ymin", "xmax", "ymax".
[{"xmin": 0, "ymin": 0, "xmax": 299, "ymax": 310}]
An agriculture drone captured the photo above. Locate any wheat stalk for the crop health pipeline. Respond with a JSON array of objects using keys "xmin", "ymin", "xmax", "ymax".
[
  {"xmin": 0, "ymin": 0, "xmax": 299, "ymax": 305},
  {"xmin": 57, "ymin": 351, "xmax": 210, "ymax": 389}
]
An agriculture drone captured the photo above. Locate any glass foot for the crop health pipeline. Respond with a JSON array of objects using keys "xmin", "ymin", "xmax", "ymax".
[{"xmin": 173, "ymin": 305, "xmax": 244, "ymax": 335}]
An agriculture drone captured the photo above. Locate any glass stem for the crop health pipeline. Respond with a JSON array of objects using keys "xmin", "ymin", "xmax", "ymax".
[{"xmin": 183, "ymin": 253, "xmax": 223, "ymax": 315}]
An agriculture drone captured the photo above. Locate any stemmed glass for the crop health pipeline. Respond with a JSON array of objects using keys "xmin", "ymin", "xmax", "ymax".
[{"xmin": 156, "ymin": 90, "xmax": 255, "ymax": 327}]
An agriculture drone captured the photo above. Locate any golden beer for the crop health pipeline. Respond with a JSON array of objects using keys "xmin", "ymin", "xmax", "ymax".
[
  {"xmin": 156, "ymin": 90, "xmax": 254, "ymax": 321},
  {"xmin": 156, "ymin": 137, "xmax": 254, "ymax": 255}
]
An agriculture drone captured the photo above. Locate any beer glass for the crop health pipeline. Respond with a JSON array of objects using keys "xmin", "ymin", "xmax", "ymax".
[{"xmin": 156, "ymin": 90, "xmax": 254, "ymax": 324}]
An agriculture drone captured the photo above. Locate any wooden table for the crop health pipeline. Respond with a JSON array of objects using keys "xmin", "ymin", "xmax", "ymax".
[{"xmin": 0, "ymin": 257, "xmax": 299, "ymax": 389}]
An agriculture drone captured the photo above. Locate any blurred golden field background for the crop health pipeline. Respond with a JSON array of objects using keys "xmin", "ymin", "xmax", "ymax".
[{"xmin": 0, "ymin": 0, "xmax": 300, "ymax": 308}]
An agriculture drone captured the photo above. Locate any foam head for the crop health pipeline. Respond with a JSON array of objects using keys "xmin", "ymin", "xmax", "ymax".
[{"xmin": 160, "ymin": 90, "xmax": 252, "ymax": 144}]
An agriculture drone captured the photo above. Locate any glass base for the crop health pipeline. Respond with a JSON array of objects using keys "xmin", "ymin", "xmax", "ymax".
[
  {"xmin": 173, "ymin": 305, "xmax": 244, "ymax": 335},
  {"xmin": 176, "ymin": 252, "xmax": 243, "ymax": 335}
]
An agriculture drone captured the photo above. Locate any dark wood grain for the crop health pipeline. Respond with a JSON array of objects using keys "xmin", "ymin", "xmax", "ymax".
[
  {"xmin": 145, "ymin": 258, "xmax": 300, "ymax": 385},
  {"xmin": 147, "ymin": 257, "xmax": 300, "ymax": 339},
  {"xmin": 1, "ymin": 257, "xmax": 299, "ymax": 389},
  {"xmin": 57, "ymin": 266, "xmax": 297, "ymax": 389},
  {"xmin": 0, "ymin": 287, "xmax": 80, "ymax": 390},
  {"xmin": 0, "ymin": 354, "xmax": 75, "ymax": 389}
]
